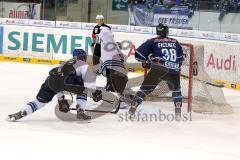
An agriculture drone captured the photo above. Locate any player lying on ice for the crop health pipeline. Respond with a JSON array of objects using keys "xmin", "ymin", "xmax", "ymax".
[
  {"xmin": 7, "ymin": 49, "xmax": 102, "ymax": 121},
  {"xmin": 129, "ymin": 23, "xmax": 185, "ymax": 118}
]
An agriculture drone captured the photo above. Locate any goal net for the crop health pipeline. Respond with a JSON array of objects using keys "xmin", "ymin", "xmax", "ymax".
[{"xmin": 128, "ymin": 43, "xmax": 232, "ymax": 114}]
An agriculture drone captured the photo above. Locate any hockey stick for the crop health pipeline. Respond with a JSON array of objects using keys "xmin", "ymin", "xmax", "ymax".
[
  {"xmin": 181, "ymin": 74, "xmax": 225, "ymax": 88},
  {"xmin": 87, "ymin": 103, "xmax": 120, "ymax": 114},
  {"xmin": 101, "ymin": 98, "xmax": 115, "ymax": 104},
  {"xmin": 70, "ymin": 104, "xmax": 120, "ymax": 114},
  {"xmin": 142, "ymin": 63, "xmax": 225, "ymax": 88},
  {"xmin": 70, "ymin": 98, "xmax": 121, "ymax": 114}
]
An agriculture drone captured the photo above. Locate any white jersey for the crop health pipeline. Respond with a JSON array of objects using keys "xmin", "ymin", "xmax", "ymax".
[
  {"xmin": 73, "ymin": 60, "xmax": 96, "ymax": 90},
  {"xmin": 58, "ymin": 59, "xmax": 96, "ymax": 90},
  {"xmin": 98, "ymin": 26, "xmax": 126, "ymax": 75},
  {"xmin": 57, "ymin": 59, "xmax": 96, "ymax": 110}
]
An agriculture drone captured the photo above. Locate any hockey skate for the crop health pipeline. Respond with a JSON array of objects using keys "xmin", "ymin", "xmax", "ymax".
[
  {"xmin": 174, "ymin": 101, "xmax": 182, "ymax": 121},
  {"xmin": 128, "ymin": 95, "xmax": 142, "ymax": 117},
  {"xmin": 119, "ymin": 101, "xmax": 130, "ymax": 109},
  {"xmin": 119, "ymin": 93, "xmax": 135, "ymax": 109},
  {"xmin": 128, "ymin": 106, "xmax": 137, "ymax": 116},
  {"xmin": 7, "ymin": 111, "xmax": 27, "ymax": 122},
  {"xmin": 76, "ymin": 106, "xmax": 91, "ymax": 120},
  {"xmin": 175, "ymin": 107, "xmax": 182, "ymax": 121}
]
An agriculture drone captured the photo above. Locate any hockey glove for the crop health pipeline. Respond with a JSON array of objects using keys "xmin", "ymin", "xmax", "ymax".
[
  {"xmin": 92, "ymin": 90, "xmax": 102, "ymax": 102},
  {"xmin": 142, "ymin": 53, "xmax": 153, "ymax": 69},
  {"xmin": 142, "ymin": 61, "xmax": 151, "ymax": 69},
  {"xmin": 58, "ymin": 99, "xmax": 70, "ymax": 113}
]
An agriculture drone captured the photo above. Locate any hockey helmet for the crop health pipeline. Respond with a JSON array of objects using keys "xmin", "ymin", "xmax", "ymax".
[
  {"xmin": 96, "ymin": 14, "xmax": 104, "ymax": 20},
  {"xmin": 156, "ymin": 23, "xmax": 169, "ymax": 37},
  {"xmin": 73, "ymin": 49, "xmax": 88, "ymax": 61}
]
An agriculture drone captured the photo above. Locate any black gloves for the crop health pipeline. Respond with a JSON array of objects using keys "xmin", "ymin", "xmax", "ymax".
[
  {"xmin": 58, "ymin": 99, "xmax": 70, "ymax": 113},
  {"xmin": 91, "ymin": 43, "xmax": 95, "ymax": 47},
  {"xmin": 49, "ymin": 67, "xmax": 59, "ymax": 76},
  {"xmin": 142, "ymin": 61, "xmax": 151, "ymax": 69},
  {"xmin": 92, "ymin": 90, "xmax": 102, "ymax": 102},
  {"xmin": 142, "ymin": 54, "xmax": 153, "ymax": 69}
]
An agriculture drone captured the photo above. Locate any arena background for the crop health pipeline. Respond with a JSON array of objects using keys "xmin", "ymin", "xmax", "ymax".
[{"xmin": 0, "ymin": 0, "xmax": 239, "ymax": 90}]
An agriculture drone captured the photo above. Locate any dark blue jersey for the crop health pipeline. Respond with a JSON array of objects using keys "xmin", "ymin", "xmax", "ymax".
[{"xmin": 135, "ymin": 37, "xmax": 184, "ymax": 74}]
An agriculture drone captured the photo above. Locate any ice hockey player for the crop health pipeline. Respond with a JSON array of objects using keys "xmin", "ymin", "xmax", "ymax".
[
  {"xmin": 91, "ymin": 14, "xmax": 111, "ymax": 65},
  {"xmin": 7, "ymin": 49, "xmax": 97, "ymax": 121},
  {"xmin": 98, "ymin": 26, "xmax": 128, "ymax": 95},
  {"xmin": 129, "ymin": 23, "xmax": 184, "ymax": 118}
]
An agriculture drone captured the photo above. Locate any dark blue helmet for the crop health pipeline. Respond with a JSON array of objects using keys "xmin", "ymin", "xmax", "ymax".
[
  {"xmin": 73, "ymin": 49, "xmax": 87, "ymax": 61},
  {"xmin": 156, "ymin": 23, "xmax": 169, "ymax": 37}
]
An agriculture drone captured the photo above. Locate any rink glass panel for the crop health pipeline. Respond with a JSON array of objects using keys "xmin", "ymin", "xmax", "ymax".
[{"xmin": 0, "ymin": 1, "xmax": 239, "ymax": 33}]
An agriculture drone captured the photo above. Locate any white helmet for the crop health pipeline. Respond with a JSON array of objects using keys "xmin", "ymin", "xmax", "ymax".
[{"xmin": 96, "ymin": 14, "xmax": 104, "ymax": 20}]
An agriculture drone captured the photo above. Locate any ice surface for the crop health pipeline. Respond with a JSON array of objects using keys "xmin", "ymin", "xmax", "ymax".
[{"xmin": 0, "ymin": 62, "xmax": 240, "ymax": 160}]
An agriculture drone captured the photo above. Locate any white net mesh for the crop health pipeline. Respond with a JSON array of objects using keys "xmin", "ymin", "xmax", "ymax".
[{"xmin": 145, "ymin": 43, "xmax": 232, "ymax": 114}]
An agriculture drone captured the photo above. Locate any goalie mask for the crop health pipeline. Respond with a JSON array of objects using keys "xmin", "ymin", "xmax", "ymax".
[{"xmin": 156, "ymin": 23, "xmax": 169, "ymax": 37}]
